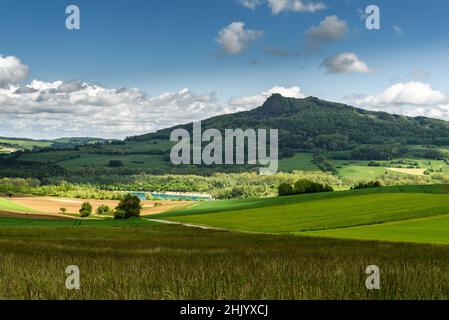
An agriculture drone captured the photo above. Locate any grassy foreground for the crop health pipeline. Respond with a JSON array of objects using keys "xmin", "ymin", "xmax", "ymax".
[{"xmin": 0, "ymin": 221, "xmax": 449, "ymax": 299}]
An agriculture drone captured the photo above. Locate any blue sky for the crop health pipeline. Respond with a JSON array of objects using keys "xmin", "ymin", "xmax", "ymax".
[{"xmin": 0, "ymin": 0, "xmax": 449, "ymax": 138}]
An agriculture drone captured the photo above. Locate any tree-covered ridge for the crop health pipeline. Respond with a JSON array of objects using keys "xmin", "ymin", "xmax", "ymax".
[{"xmin": 128, "ymin": 94, "xmax": 449, "ymax": 151}]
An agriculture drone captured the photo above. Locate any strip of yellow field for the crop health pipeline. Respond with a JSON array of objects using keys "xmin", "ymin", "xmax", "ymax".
[{"xmin": 387, "ymin": 168, "xmax": 426, "ymax": 176}]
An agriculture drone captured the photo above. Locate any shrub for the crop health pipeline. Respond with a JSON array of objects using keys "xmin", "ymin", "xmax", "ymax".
[
  {"xmin": 79, "ymin": 202, "xmax": 92, "ymax": 217},
  {"xmin": 278, "ymin": 183, "xmax": 294, "ymax": 196},
  {"xmin": 109, "ymin": 160, "xmax": 123, "ymax": 168},
  {"xmin": 59, "ymin": 207, "xmax": 67, "ymax": 215},
  {"xmin": 96, "ymin": 204, "xmax": 112, "ymax": 215},
  {"xmin": 312, "ymin": 154, "xmax": 337, "ymax": 174},
  {"xmin": 114, "ymin": 194, "xmax": 142, "ymax": 219},
  {"xmin": 293, "ymin": 179, "xmax": 333, "ymax": 195},
  {"xmin": 113, "ymin": 209, "xmax": 127, "ymax": 219},
  {"xmin": 352, "ymin": 181, "xmax": 381, "ymax": 190}
]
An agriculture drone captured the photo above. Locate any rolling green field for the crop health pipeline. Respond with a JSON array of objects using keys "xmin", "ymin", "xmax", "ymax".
[
  {"xmin": 11, "ymin": 140, "xmax": 449, "ymax": 183},
  {"xmin": 156, "ymin": 185, "xmax": 449, "ymax": 245},
  {"xmin": 279, "ymin": 153, "xmax": 319, "ymax": 172},
  {"xmin": 331, "ymin": 160, "xmax": 389, "ymax": 179},
  {"xmin": 16, "ymin": 140, "xmax": 172, "ymax": 171},
  {"xmin": 56, "ymin": 154, "xmax": 168, "ymax": 170},
  {"xmin": 156, "ymin": 185, "xmax": 449, "ymax": 217},
  {"xmin": 304, "ymin": 214, "xmax": 449, "ymax": 245},
  {"xmin": 0, "ymin": 137, "xmax": 52, "ymax": 149}
]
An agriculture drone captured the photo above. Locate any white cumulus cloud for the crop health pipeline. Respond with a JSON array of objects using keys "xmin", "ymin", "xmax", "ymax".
[
  {"xmin": 321, "ymin": 52, "xmax": 373, "ymax": 74},
  {"xmin": 268, "ymin": 0, "xmax": 326, "ymax": 15},
  {"xmin": 228, "ymin": 86, "xmax": 306, "ymax": 109},
  {"xmin": 345, "ymin": 81, "xmax": 449, "ymax": 120},
  {"xmin": 0, "ymin": 55, "xmax": 29, "ymax": 87},
  {"xmin": 306, "ymin": 15, "xmax": 348, "ymax": 50},
  {"xmin": 238, "ymin": 0, "xmax": 261, "ymax": 10},
  {"xmin": 216, "ymin": 21, "xmax": 263, "ymax": 54},
  {"xmin": 0, "ymin": 80, "xmax": 228, "ymax": 139}
]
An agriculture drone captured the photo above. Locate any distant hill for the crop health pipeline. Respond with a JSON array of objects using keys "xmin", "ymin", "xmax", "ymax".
[
  {"xmin": 6, "ymin": 94, "xmax": 449, "ymax": 178},
  {"xmin": 50, "ymin": 137, "xmax": 115, "ymax": 148},
  {"xmin": 128, "ymin": 94, "xmax": 449, "ymax": 152},
  {"xmin": 0, "ymin": 136, "xmax": 113, "ymax": 154}
]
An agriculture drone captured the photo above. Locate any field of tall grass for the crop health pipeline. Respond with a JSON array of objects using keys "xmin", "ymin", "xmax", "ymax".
[{"xmin": 0, "ymin": 222, "xmax": 449, "ymax": 299}]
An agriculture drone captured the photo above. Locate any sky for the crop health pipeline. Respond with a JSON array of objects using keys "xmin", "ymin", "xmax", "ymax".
[{"xmin": 0, "ymin": 0, "xmax": 449, "ymax": 139}]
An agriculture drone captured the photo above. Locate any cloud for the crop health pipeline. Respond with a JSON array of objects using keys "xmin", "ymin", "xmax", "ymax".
[
  {"xmin": 228, "ymin": 86, "xmax": 306, "ymax": 109},
  {"xmin": 0, "ymin": 81, "xmax": 308, "ymax": 138},
  {"xmin": 264, "ymin": 47, "xmax": 302, "ymax": 58},
  {"xmin": 321, "ymin": 52, "xmax": 373, "ymax": 74},
  {"xmin": 345, "ymin": 82, "xmax": 449, "ymax": 120},
  {"xmin": 238, "ymin": 0, "xmax": 326, "ymax": 14},
  {"xmin": 305, "ymin": 15, "xmax": 348, "ymax": 50},
  {"xmin": 350, "ymin": 82, "xmax": 447, "ymax": 107},
  {"xmin": 268, "ymin": 0, "xmax": 326, "ymax": 15},
  {"xmin": 238, "ymin": 0, "xmax": 261, "ymax": 10},
  {"xmin": 216, "ymin": 22, "xmax": 263, "ymax": 54},
  {"xmin": 0, "ymin": 80, "xmax": 230, "ymax": 139},
  {"xmin": 0, "ymin": 55, "xmax": 29, "ymax": 87},
  {"xmin": 393, "ymin": 26, "xmax": 404, "ymax": 37},
  {"xmin": 357, "ymin": 8, "xmax": 368, "ymax": 20}
]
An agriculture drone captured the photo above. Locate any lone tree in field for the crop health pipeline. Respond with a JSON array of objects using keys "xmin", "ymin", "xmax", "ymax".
[
  {"xmin": 114, "ymin": 194, "xmax": 142, "ymax": 219},
  {"xmin": 79, "ymin": 202, "xmax": 92, "ymax": 218},
  {"xmin": 59, "ymin": 207, "xmax": 67, "ymax": 215}
]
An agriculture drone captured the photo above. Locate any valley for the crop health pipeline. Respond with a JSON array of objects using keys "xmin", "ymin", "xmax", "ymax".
[{"xmin": 2, "ymin": 95, "xmax": 449, "ymax": 299}]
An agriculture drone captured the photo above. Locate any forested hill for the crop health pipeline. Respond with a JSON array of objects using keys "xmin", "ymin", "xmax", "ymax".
[{"xmin": 127, "ymin": 94, "xmax": 449, "ymax": 152}]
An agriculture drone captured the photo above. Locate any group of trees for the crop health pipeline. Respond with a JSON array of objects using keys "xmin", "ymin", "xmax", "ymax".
[
  {"xmin": 278, "ymin": 179, "xmax": 333, "ymax": 197},
  {"xmin": 312, "ymin": 154, "xmax": 337, "ymax": 174},
  {"xmin": 351, "ymin": 181, "xmax": 381, "ymax": 190},
  {"xmin": 69, "ymin": 194, "xmax": 142, "ymax": 219},
  {"xmin": 0, "ymin": 158, "xmax": 66, "ymax": 179},
  {"xmin": 6, "ymin": 167, "xmax": 449, "ymax": 201},
  {"xmin": 350, "ymin": 145, "xmax": 408, "ymax": 161}
]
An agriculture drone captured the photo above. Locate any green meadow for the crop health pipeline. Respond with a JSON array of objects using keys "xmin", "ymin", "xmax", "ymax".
[
  {"xmin": 157, "ymin": 185, "xmax": 449, "ymax": 245},
  {"xmin": 16, "ymin": 145, "xmax": 449, "ymax": 179},
  {"xmin": 304, "ymin": 214, "xmax": 449, "ymax": 245},
  {"xmin": 0, "ymin": 137, "xmax": 51, "ymax": 149},
  {"xmin": 279, "ymin": 152, "xmax": 319, "ymax": 172}
]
